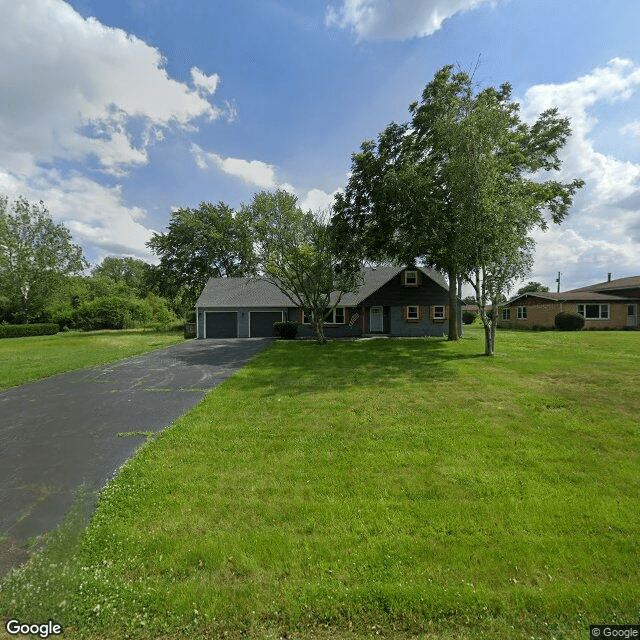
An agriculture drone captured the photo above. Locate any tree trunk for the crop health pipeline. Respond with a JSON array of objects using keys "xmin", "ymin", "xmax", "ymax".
[
  {"xmin": 447, "ymin": 269, "xmax": 459, "ymax": 341},
  {"xmin": 313, "ymin": 319, "xmax": 327, "ymax": 344},
  {"xmin": 483, "ymin": 321, "xmax": 494, "ymax": 356}
]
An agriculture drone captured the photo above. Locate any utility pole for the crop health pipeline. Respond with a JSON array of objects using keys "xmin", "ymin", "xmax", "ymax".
[{"xmin": 556, "ymin": 272, "xmax": 561, "ymax": 293}]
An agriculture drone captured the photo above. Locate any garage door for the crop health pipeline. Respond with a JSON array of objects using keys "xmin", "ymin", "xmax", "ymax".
[
  {"xmin": 249, "ymin": 311, "xmax": 283, "ymax": 337},
  {"xmin": 205, "ymin": 312, "xmax": 237, "ymax": 338}
]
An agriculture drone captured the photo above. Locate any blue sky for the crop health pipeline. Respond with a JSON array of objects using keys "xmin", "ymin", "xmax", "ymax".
[{"xmin": 2, "ymin": 0, "xmax": 640, "ymax": 292}]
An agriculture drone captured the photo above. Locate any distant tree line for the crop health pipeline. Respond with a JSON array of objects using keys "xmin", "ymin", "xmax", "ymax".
[{"xmin": 0, "ymin": 197, "xmax": 177, "ymax": 330}]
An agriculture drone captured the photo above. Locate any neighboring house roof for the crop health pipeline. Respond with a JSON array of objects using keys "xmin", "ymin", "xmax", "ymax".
[
  {"xmin": 196, "ymin": 265, "xmax": 449, "ymax": 309},
  {"xmin": 506, "ymin": 291, "xmax": 635, "ymax": 305},
  {"xmin": 566, "ymin": 275, "xmax": 640, "ymax": 293}
]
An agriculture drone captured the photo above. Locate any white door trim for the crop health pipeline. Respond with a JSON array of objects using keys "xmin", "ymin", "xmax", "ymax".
[{"xmin": 370, "ymin": 306, "xmax": 383, "ymax": 333}]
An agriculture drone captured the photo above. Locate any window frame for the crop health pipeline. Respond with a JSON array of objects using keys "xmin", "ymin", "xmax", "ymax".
[
  {"xmin": 501, "ymin": 308, "xmax": 510, "ymax": 321},
  {"xmin": 325, "ymin": 307, "xmax": 345, "ymax": 324},
  {"xmin": 516, "ymin": 306, "xmax": 527, "ymax": 320},
  {"xmin": 577, "ymin": 303, "xmax": 609, "ymax": 320},
  {"xmin": 406, "ymin": 305, "xmax": 420, "ymax": 321},
  {"xmin": 403, "ymin": 270, "xmax": 419, "ymax": 286},
  {"xmin": 432, "ymin": 305, "xmax": 445, "ymax": 320},
  {"xmin": 302, "ymin": 308, "xmax": 346, "ymax": 325}
]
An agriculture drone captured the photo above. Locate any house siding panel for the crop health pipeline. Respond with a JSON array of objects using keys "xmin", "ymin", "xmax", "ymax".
[
  {"xmin": 390, "ymin": 306, "xmax": 448, "ymax": 337},
  {"xmin": 361, "ymin": 271, "xmax": 448, "ymax": 307}
]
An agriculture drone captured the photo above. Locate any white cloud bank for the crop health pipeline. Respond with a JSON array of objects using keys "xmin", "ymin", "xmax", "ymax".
[
  {"xmin": 326, "ymin": 0, "xmax": 493, "ymax": 41},
  {"xmin": 0, "ymin": 0, "xmax": 222, "ymax": 257},
  {"xmin": 519, "ymin": 58, "xmax": 640, "ymax": 289}
]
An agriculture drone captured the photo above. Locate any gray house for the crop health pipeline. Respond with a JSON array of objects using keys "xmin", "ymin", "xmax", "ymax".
[{"xmin": 195, "ymin": 266, "xmax": 458, "ymax": 339}]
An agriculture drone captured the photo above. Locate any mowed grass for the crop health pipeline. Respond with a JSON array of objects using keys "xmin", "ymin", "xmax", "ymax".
[
  {"xmin": 1, "ymin": 326, "xmax": 638, "ymax": 639},
  {"xmin": 0, "ymin": 330, "xmax": 185, "ymax": 390}
]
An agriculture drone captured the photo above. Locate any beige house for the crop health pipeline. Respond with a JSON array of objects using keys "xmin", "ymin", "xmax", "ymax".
[{"xmin": 498, "ymin": 275, "xmax": 640, "ymax": 330}]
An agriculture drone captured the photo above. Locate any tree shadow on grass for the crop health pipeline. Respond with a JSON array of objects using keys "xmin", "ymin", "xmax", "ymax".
[{"xmin": 231, "ymin": 337, "xmax": 486, "ymax": 398}]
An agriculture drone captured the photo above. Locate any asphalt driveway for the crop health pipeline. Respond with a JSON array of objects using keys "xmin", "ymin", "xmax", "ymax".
[{"xmin": 0, "ymin": 337, "xmax": 272, "ymax": 568}]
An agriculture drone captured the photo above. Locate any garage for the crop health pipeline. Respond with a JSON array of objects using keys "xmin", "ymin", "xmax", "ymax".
[
  {"xmin": 205, "ymin": 311, "xmax": 238, "ymax": 338},
  {"xmin": 249, "ymin": 311, "xmax": 283, "ymax": 337}
]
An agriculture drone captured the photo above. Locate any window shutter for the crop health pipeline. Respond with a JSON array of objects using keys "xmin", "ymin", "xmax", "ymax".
[{"xmin": 402, "ymin": 306, "xmax": 408, "ymax": 321}]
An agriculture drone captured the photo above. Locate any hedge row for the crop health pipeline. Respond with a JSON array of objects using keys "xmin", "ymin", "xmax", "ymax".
[{"xmin": 0, "ymin": 323, "xmax": 59, "ymax": 339}]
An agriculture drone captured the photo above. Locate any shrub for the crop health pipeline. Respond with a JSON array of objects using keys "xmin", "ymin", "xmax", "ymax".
[
  {"xmin": 273, "ymin": 320, "xmax": 298, "ymax": 339},
  {"xmin": 72, "ymin": 296, "xmax": 146, "ymax": 331},
  {"xmin": 0, "ymin": 323, "xmax": 59, "ymax": 338},
  {"xmin": 462, "ymin": 310, "xmax": 477, "ymax": 325},
  {"xmin": 72, "ymin": 295, "xmax": 178, "ymax": 331},
  {"xmin": 554, "ymin": 312, "xmax": 585, "ymax": 331},
  {"xmin": 184, "ymin": 322, "xmax": 197, "ymax": 339}
]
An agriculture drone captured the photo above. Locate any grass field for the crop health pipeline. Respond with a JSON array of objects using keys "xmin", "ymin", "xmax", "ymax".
[
  {"xmin": 0, "ymin": 326, "xmax": 638, "ymax": 639},
  {"xmin": 0, "ymin": 329, "xmax": 185, "ymax": 391}
]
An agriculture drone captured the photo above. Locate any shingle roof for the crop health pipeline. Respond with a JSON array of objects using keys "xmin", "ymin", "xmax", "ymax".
[
  {"xmin": 196, "ymin": 278, "xmax": 293, "ymax": 308},
  {"xmin": 566, "ymin": 275, "xmax": 640, "ymax": 292},
  {"xmin": 196, "ymin": 265, "xmax": 449, "ymax": 309},
  {"xmin": 507, "ymin": 290, "xmax": 636, "ymax": 305}
]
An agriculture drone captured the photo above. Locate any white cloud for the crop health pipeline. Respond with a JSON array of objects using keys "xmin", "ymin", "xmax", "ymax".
[
  {"xmin": 518, "ymin": 58, "xmax": 640, "ymax": 289},
  {"xmin": 191, "ymin": 144, "xmax": 295, "ymax": 192},
  {"xmin": 326, "ymin": 0, "xmax": 492, "ymax": 41},
  {"xmin": 521, "ymin": 58, "xmax": 640, "ymax": 205},
  {"xmin": 192, "ymin": 145, "xmax": 340, "ymax": 217},
  {"xmin": 191, "ymin": 67, "xmax": 221, "ymax": 95},
  {"xmin": 620, "ymin": 120, "xmax": 640, "ymax": 139},
  {"xmin": 0, "ymin": 167, "xmax": 155, "ymax": 260},
  {"xmin": 0, "ymin": 0, "xmax": 226, "ymax": 258},
  {"xmin": 300, "ymin": 188, "xmax": 339, "ymax": 214},
  {"xmin": 0, "ymin": 0, "xmax": 220, "ymax": 173}
]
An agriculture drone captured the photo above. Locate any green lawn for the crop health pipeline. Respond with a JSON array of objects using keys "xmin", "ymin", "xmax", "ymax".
[
  {"xmin": 0, "ymin": 329, "xmax": 185, "ymax": 390},
  {"xmin": 1, "ymin": 326, "xmax": 638, "ymax": 639}
]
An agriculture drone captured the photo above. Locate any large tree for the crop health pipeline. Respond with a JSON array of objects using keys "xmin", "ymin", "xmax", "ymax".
[
  {"xmin": 147, "ymin": 202, "xmax": 256, "ymax": 310},
  {"xmin": 239, "ymin": 190, "xmax": 361, "ymax": 343},
  {"xmin": 91, "ymin": 256, "xmax": 153, "ymax": 298},
  {"xmin": 331, "ymin": 65, "xmax": 583, "ymax": 352},
  {"xmin": 0, "ymin": 196, "xmax": 87, "ymax": 323},
  {"xmin": 517, "ymin": 281, "xmax": 549, "ymax": 295}
]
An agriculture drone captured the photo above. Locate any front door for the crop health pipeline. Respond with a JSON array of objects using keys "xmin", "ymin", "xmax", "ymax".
[
  {"xmin": 370, "ymin": 306, "xmax": 383, "ymax": 333},
  {"xmin": 627, "ymin": 304, "xmax": 638, "ymax": 327}
]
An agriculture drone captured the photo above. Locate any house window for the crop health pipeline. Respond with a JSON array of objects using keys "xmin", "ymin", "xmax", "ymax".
[
  {"xmin": 577, "ymin": 304, "xmax": 609, "ymax": 319},
  {"xmin": 432, "ymin": 305, "xmax": 445, "ymax": 320},
  {"xmin": 406, "ymin": 305, "xmax": 420, "ymax": 320},
  {"xmin": 516, "ymin": 306, "xmax": 527, "ymax": 320},
  {"xmin": 501, "ymin": 308, "xmax": 510, "ymax": 321},
  {"xmin": 302, "ymin": 311, "xmax": 312, "ymax": 324},
  {"xmin": 325, "ymin": 307, "xmax": 345, "ymax": 324},
  {"xmin": 404, "ymin": 270, "xmax": 418, "ymax": 286}
]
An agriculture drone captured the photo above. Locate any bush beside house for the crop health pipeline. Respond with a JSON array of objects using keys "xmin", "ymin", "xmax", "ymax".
[
  {"xmin": 554, "ymin": 312, "xmax": 585, "ymax": 331},
  {"xmin": 273, "ymin": 321, "xmax": 298, "ymax": 339}
]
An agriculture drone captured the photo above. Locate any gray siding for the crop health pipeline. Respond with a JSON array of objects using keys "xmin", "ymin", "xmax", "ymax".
[
  {"xmin": 361, "ymin": 270, "xmax": 449, "ymax": 307},
  {"xmin": 389, "ymin": 306, "xmax": 448, "ymax": 337}
]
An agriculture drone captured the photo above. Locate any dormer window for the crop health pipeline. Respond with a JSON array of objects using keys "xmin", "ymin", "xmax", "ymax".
[{"xmin": 404, "ymin": 270, "xmax": 418, "ymax": 286}]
